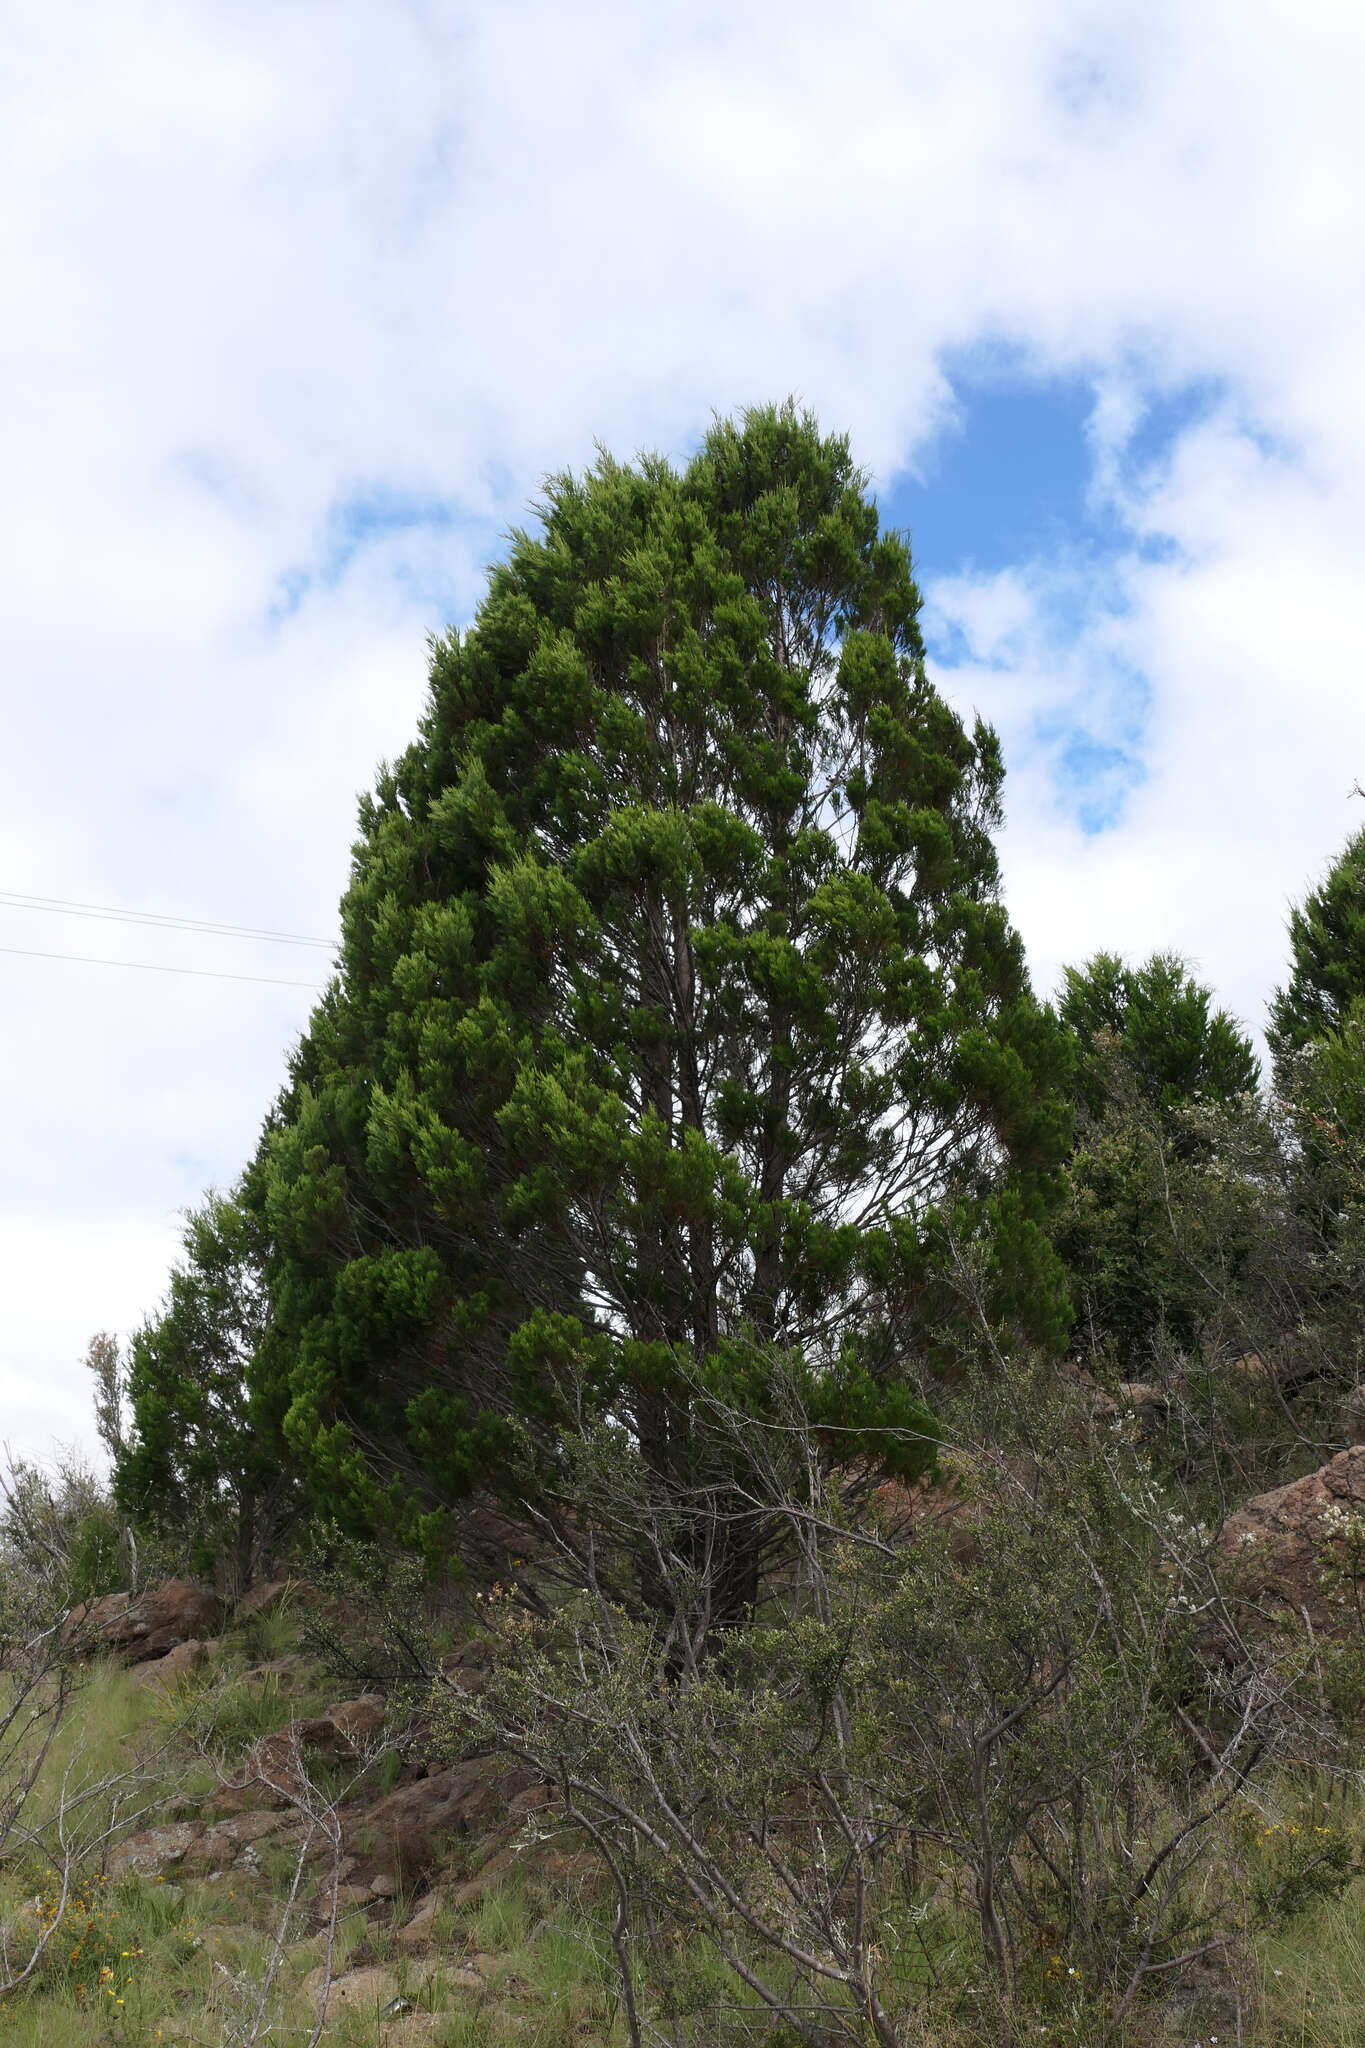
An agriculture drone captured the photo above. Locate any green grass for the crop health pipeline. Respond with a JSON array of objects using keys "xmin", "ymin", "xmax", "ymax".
[
  {"xmin": 1256, "ymin": 1850, "xmax": 1365, "ymax": 2045},
  {"xmin": 465, "ymin": 1878, "xmax": 534, "ymax": 1956},
  {"xmin": 233, "ymin": 1591, "xmax": 302, "ymax": 1669}
]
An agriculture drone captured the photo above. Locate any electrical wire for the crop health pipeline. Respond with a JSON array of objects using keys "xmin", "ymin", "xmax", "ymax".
[
  {"xmin": 0, "ymin": 943, "xmax": 326, "ymax": 990},
  {"xmin": 0, "ymin": 888, "xmax": 336, "ymax": 949}
]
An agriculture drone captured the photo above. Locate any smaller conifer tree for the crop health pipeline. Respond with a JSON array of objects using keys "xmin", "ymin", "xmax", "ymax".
[
  {"xmin": 115, "ymin": 1190, "xmax": 295, "ymax": 1586},
  {"xmin": 1057, "ymin": 952, "xmax": 1258, "ymax": 1374},
  {"xmin": 1060, "ymin": 951, "xmax": 1258, "ymax": 1120},
  {"xmin": 1269, "ymin": 825, "xmax": 1365, "ymax": 1071}
]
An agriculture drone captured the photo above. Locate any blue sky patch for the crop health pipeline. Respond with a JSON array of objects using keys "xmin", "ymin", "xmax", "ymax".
[
  {"xmin": 889, "ymin": 357, "xmax": 1222, "ymax": 833},
  {"xmin": 882, "ymin": 352, "xmax": 1228, "ymax": 584},
  {"xmin": 885, "ymin": 365, "xmax": 1105, "ymax": 582}
]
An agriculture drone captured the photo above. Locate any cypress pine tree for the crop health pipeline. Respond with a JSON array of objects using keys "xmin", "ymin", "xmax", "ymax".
[
  {"xmin": 203, "ymin": 406, "xmax": 1070, "ymax": 1597},
  {"xmin": 1057, "ymin": 953, "xmax": 1258, "ymax": 1374},
  {"xmin": 115, "ymin": 1189, "xmax": 295, "ymax": 1586},
  {"xmin": 1269, "ymin": 826, "xmax": 1365, "ymax": 1069},
  {"xmin": 1060, "ymin": 951, "xmax": 1259, "ymax": 1119}
]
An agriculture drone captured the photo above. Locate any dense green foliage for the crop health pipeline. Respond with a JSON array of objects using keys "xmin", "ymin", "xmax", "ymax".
[
  {"xmin": 1060, "ymin": 949, "xmax": 1258, "ymax": 1119},
  {"xmin": 1057, "ymin": 953, "xmax": 1258, "ymax": 1374},
  {"xmin": 1270, "ymin": 825, "xmax": 1365, "ymax": 1070},
  {"xmin": 115, "ymin": 1191, "xmax": 294, "ymax": 1583},
  {"xmin": 145, "ymin": 405, "xmax": 1073, "ymax": 1584}
]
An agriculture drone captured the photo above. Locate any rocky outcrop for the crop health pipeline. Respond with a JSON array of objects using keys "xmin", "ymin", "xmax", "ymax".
[
  {"xmin": 231, "ymin": 1579, "xmax": 293, "ymax": 1624},
  {"xmin": 343, "ymin": 1754, "xmax": 535, "ymax": 1885},
  {"xmin": 107, "ymin": 1822, "xmax": 201, "ymax": 1879},
  {"xmin": 300, "ymin": 1962, "xmax": 400, "ymax": 2011},
  {"xmin": 66, "ymin": 1580, "xmax": 225, "ymax": 1664},
  {"xmin": 1215, "ymin": 1445, "xmax": 1365, "ymax": 1631},
  {"xmin": 129, "ymin": 1638, "xmax": 214, "ymax": 1688},
  {"xmin": 213, "ymin": 1695, "xmax": 389, "ymax": 1810},
  {"xmin": 300, "ymin": 1962, "xmax": 487, "ymax": 2020}
]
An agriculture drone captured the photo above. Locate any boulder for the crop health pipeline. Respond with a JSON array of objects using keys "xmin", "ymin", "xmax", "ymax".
[
  {"xmin": 107, "ymin": 1821, "xmax": 201, "ymax": 1879},
  {"xmin": 326, "ymin": 1694, "xmax": 387, "ymax": 1752},
  {"xmin": 395, "ymin": 1891, "xmax": 444, "ymax": 1948},
  {"xmin": 72, "ymin": 1581, "xmax": 224, "ymax": 1665},
  {"xmin": 232, "ymin": 1579, "xmax": 292, "ymax": 1625},
  {"xmin": 1216, "ymin": 1445, "xmax": 1365, "ymax": 1632},
  {"xmin": 129, "ymin": 1638, "xmax": 211, "ymax": 1688},
  {"xmin": 301, "ymin": 1962, "xmax": 399, "ymax": 2013},
  {"xmin": 345, "ymin": 1755, "xmax": 533, "ymax": 1885}
]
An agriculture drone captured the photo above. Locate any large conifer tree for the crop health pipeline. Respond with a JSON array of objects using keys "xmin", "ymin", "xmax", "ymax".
[
  {"xmin": 150, "ymin": 407, "xmax": 1070, "ymax": 1593},
  {"xmin": 1269, "ymin": 826, "xmax": 1365, "ymax": 1070}
]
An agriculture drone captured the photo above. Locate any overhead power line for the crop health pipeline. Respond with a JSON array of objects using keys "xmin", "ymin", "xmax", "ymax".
[
  {"xmin": 0, "ymin": 943, "xmax": 326, "ymax": 991},
  {"xmin": 0, "ymin": 888, "xmax": 337, "ymax": 949}
]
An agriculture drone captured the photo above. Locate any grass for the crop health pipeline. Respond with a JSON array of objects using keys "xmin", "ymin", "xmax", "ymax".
[{"xmin": 1255, "ymin": 1828, "xmax": 1365, "ymax": 2046}]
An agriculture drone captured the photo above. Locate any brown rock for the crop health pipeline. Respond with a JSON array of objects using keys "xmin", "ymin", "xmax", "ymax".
[
  {"xmin": 301, "ymin": 1962, "xmax": 399, "ymax": 2011},
  {"xmin": 129, "ymin": 1638, "xmax": 211, "ymax": 1688},
  {"xmin": 345, "ymin": 1756, "xmax": 533, "ymax": 1885},
  {"xmin": 327, "ymin": 1694, "xmax": 387, "ymax": 1753},
  {"xmin": 1216, "ymin": 1445, "xmax": 1365, "ymax": 1631},
  {"xmin": 232, "ymin": 1579, "xmax": 293, "ymax": 1624},
  {"xmin": 395, "ymin": 1891, "xmax": 444, "ymax": 1948},
  {"xmin": 63, "ymin": 1589, "xmax": 131, "ymax": 1646},
  {"xmin": 78, "ymin": 1580, "xmax": 225, "ymax": 1664},
  {"xmin": 107, "ymin": 1821, "xmax": 201, "ymax": 1878}
]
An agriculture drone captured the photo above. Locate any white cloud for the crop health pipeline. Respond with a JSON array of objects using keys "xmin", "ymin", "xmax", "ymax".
[{"xmin": 4, "ymin": 0, "xmax": 1365, "ymax": 1457}]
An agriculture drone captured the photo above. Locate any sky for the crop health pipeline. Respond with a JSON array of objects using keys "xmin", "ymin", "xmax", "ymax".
[{"xmin": 4, "ymin": 0, "xmax": 1365, "ymax": 1463}]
